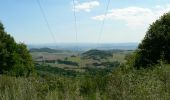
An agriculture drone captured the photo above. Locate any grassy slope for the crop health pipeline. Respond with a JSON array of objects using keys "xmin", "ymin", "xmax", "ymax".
[{"xmin": 1, "ymin": 64, "xmax": 170, "ymax": 100}]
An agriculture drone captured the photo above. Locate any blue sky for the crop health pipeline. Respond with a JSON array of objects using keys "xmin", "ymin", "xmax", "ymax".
[{"xmin": 0, "ymin": 0, "xmax": 170, "ymax": 44}]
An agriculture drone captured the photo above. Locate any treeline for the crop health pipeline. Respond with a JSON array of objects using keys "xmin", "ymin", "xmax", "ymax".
[
  {"xmin": 57, "ymin": 59, "xmax": 79, "ymax": 66},
  {"xmin": 92, "ymin": 61, "xmax": 120, "ymax": 68}
]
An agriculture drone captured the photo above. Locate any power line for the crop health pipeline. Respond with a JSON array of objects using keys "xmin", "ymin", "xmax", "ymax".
[
  {"xmin": 36, "ymin": 0, "xmax": 57, "ymax": 44},
  {"xmin": 72, "ymin": 0, "xmax": 83, "ymax": 68},
  {"xmin": 72, "ymin": 0, "xmax": 78, "ymax": 46},
  {"xmin": 97, "ymin": 0, "xmax": 111, "ymax": 47}
]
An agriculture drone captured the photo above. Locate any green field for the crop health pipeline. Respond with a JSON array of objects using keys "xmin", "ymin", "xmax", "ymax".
[{"xmin": 31, "ymin": 49, "xmax": 129, "ymax": 72}]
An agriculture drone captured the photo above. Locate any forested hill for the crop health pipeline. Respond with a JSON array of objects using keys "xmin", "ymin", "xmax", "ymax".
[
  {"xmin": 82, "ymin": 49, "xmax": 113, "ymax": 59},
  {"xmin": 29, "ymin": 48, "xmax": 65, "ymax": 53}
]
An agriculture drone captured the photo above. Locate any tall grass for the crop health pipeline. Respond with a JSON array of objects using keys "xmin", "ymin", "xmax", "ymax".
[
  {"xmin": 107, "ymin": 64, "xmax": 170, "ymax": 99},
  {"xmin": 1, "ymin": 64, "xmax": 170, "ymax": 100}
]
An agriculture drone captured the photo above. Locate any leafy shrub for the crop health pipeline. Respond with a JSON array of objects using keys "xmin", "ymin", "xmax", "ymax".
[
  {"xmin": 133, "ymin": 12, "xmax": 170, "ymax": 68},
  {"xmin": 0, "ymin": 22, "xmax": 34, "ymax": 76}
]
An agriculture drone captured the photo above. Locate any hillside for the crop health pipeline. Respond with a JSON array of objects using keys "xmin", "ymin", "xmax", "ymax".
[
  {"xmin": 82, "ymin": 49, "xmax": 113, "ymax": 60},
  {"xmin": 29, "ymin": 48, "xmax": 65, "ymax": 53}
]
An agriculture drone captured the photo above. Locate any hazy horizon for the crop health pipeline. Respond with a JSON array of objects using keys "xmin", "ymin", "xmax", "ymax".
[
  {"xmin": 28, "ymin": 42, "xmax": 138, "ymax": 50},
  {"xmin": 27, "ymin": 42, "xmax": 139, "ymax": 45}
]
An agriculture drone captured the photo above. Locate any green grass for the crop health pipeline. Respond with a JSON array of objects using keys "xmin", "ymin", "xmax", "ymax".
[{"xmin": 1, "ymin": 64, "xmax": 170, "ymax": 100}]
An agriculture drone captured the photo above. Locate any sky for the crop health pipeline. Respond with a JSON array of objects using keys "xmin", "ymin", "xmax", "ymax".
[{"xmin": 0, "ymin": 0, "xmax": 170, "ymax": 44}]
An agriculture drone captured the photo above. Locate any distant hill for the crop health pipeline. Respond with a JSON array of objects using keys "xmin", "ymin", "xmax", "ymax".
[
  {"xmin": 82, "ymin": 49, "xmax": 113, "ymax": 60},
  {"xmin": 29, "ymin": 48, "xmax": 64, "ymax": 53}
]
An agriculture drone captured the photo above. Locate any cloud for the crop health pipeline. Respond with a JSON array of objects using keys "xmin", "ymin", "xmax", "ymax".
[
  {"xmin": 73, "ymin": 1, "xmax": 100, "ymax": 12},
  {"xmin": 92, "ymin": 4, "xmax": 170, "ymax": 28}
]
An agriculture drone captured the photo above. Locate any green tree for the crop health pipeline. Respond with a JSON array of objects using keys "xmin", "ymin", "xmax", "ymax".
[
  {"xmin": 134, "ymin": 12, "xmax": 170, "ymax": 68},
  {"xmin": 0, "ymin": 22, "xmax": 34, "ymax": 76}
]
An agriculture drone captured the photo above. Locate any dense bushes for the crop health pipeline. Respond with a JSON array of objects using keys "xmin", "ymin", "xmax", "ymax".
[
  {"xmin": 107, "ymin": 64, "xmax": 170, "ymax": 99},
  {"xmin": 1, "ymin": 64, "xmax": 170, "ymax": 100},
  {"xmin": 132, "ymin": 12, "xmax": 170, "ymax": 68},
  {"xmin": 0, "ymin": 22, "xmax": 34, "ymax": 76},
  {"xmin": 36, "ymin": 65, "xmax": 80, "ymax": 77}
]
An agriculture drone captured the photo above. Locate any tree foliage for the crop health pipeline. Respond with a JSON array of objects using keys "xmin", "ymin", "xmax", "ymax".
[
  {"xmin": 133, "ymin": 12, "xmax": 170, "ymax": 68},
  {"xmin": 0, "ymin": 22, "xmax": 34, "ymax": 76}
]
